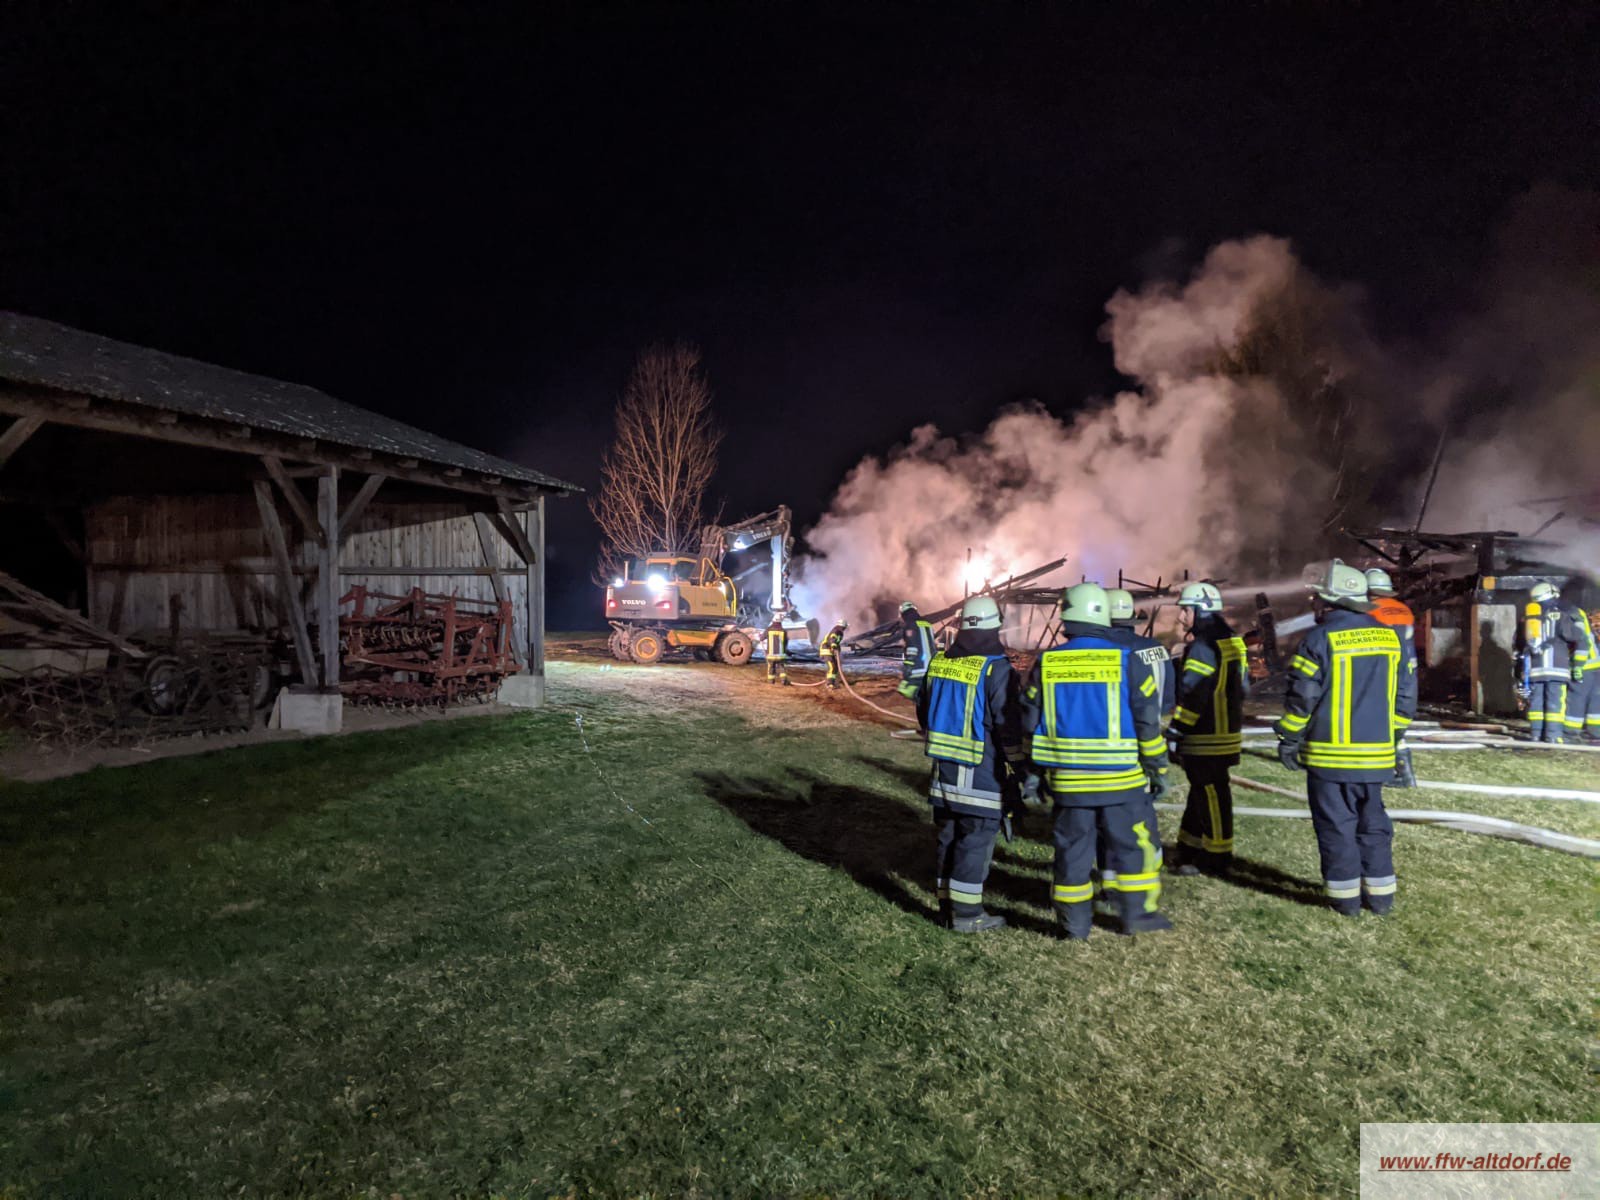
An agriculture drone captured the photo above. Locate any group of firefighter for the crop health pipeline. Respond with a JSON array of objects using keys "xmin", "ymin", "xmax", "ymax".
[{"xmin": 757, "ymin": 563, "xmax": 1596, "ymax": 938}]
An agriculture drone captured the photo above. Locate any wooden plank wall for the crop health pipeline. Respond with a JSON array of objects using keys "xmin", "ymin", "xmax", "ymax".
[{"xmin": 86, "ymin": 495, "xmax": 529, "ymax": 653}]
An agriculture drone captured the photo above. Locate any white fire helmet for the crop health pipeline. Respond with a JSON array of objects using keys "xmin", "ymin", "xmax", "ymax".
[
  {"xmin": 1177, "ymin": 581, "xmax": 1224, "ymax": 614},
  {"xmin": 1302, "ymin": 558, "xmax": 1368, "ymax": 605},
  {"xmin": 1106, "ymin": 588, "xmax": 1136, "ymax": 622},
  {"xmin": 1365, "ymin": 568, "xmax": 1396, "ymax": 596},
  {"xmin": 960, "ymin": 594, "xmax": 1003, "ymax": 630},
  {"xmin": 1060, "ymin": 582, "xmax": 1111, "ymax": 627},
  {"xmin": 1530, "ymin": 581, "xmax": 1559, "ymax": 604}
]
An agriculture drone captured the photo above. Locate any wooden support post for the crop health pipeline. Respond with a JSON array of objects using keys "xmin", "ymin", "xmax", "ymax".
[
  {"xmin": 528, "ymin": 496, "xmax": 545, "ymax": 675},
  {"xmin": 492, "ymin": 497, "xmax": 538, "ymax": 565},
  {"xmin": 261, "ymin": 455, "xmax": 326, "ymax": 545},
  {"xmin": 472, "ymin": 511, "xmax": 522, "ymax": 666},
  {"xmin": 317, "ymin": 468, "xmax": 340, "ymax": 689},
  {"xmin": 0, "ymin": 416, "xmax": 44, "ymax": 472},
  {"xmin": 1468, "ymin": 600, "xmax": 1482, "ymax": 714},
  {"xmin": 254, "ymin": 480, "xmax": 317, "ymax": 686}
]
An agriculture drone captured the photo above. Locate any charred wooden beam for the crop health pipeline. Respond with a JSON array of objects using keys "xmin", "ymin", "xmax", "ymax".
[{"xmin": 316, "ymin": 468, "xmax": 340, "ymax": 688}]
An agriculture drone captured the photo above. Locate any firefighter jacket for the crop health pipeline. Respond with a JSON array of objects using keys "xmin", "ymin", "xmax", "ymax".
[
  {"xmin": 915, "ymin": 629, "xmax": 1021, "ymax": 817},
  {"xmin": 1523, "ymin": 599, "xmax": 1583, "ymax": 681},
  {"xmin": 765, "ymin": 623, "xmax": 788, "ymax": 661},
  {"xmin": 1019, "ymin": 620, "xmax": 1169, "ymax": 807},
  {"xmin": 1170, "ymin": 617, "xmax": 1247, "ymax": 764},
  {"xmin": 1275, "ymin": 607, "xmax": 1418, "ymax": 782},
  {"xmin": 1105, "ymin": 622, "xmax": 1177, "ymax": 719},
  {"xmin": 1368, "ymin": 595, "xmax": 1419, "ymax": 681},
  {"xmin": 822, "ymin": 625, "xmax": 846, "ymax": 654},
  {"xmin": 1569, "ymin": 605, "xmax": 1596, "ymax": 676},
  {"xmin": 901, "ymin": 616, "xmax": 935, "ymax": 683}
]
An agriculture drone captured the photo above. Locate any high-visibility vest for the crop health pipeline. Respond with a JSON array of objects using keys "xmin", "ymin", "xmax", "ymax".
[
  {"xmin": 1030, "ymin": 641, "xmax": 1143, "ymax": 787},
  {"xmin": 766, "ymin": 627, "xmax": 787, "ymax": 660},
  {"xmin": 924, "ymin": 651, "xmax": 1004, "ymax": 765}
]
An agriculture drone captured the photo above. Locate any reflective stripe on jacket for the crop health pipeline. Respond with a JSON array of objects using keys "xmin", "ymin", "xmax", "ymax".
[{"xmin": 766, "ymin": 627, "xmax": 788, "ymax": 660}]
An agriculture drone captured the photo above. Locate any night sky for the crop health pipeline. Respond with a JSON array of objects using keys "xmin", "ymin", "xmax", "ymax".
[{"xmin": 4, "ymin": 2, "xmax": 1597, "ymax": 626}]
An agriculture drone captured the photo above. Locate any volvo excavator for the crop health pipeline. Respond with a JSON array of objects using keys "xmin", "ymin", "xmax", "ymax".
[{"xmin": 602, "ymin": 507, "xmax": 816, "ymax": 665}]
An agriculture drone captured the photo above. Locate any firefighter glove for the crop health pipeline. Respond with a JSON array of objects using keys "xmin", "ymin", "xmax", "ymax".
[
  {"xmin": 1277, "ymin": 739, "xmax": 1304, "ymax": 772},
  {"xmin": 1574, "ymin": 664, "xmax": 1586, "ymax": 683},
  {"xmin": 1145, "ymin": 764, "xmax": 1172, "ymax": 801},
  {"xmin": 1018, "ymin": 770, "xmax": 1044, "ymax": 807}
]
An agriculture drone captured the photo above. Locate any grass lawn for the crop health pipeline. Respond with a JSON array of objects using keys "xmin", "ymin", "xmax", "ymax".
[{"xmin": 1, "ymin": 660, "xmax": 1594, "ymax": 1197}]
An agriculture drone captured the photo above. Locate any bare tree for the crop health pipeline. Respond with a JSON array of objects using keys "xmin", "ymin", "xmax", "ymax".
[{"xmin": 591, "ymin": 343, "xmax": 722, "ymax": 583}]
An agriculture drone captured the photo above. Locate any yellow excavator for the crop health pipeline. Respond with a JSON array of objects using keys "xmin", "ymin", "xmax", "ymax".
[{"xmin": 602, "ymin": 507, "xmax": 814, "ymax": 664}]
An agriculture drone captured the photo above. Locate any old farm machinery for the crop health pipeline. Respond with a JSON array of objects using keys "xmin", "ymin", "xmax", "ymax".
[
  {"xmin": 0, "ymin": 570, "xmax": 274, "ymax": 746},
  {"xmin": 337, "ymin": 585, "xmax": 518, "ymax": 705}
]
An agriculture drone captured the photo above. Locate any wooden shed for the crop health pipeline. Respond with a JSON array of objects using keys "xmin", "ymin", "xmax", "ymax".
[{"xmin": 0, "ymin": 312, "xmax": 580, "ymax": 734}]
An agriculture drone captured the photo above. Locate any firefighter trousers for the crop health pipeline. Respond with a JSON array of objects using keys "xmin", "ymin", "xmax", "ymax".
[
  {"xmin": 1178, "ymin": 758, "xmax": 1234, "ymax": 869},
  {"xmin": 823, "ymin": 651, "xmax": 842, "ymax": 688},
  {"xmin": 765, "ymin": 657, "xmax": 788, "ymax": 684},
  {"xmin": 1565, "ymin": 673, "xmax": 1597, "ymax": 739},
  {"xmin": 1529, "ymin": 680, "xmax": 1568, "ymax": 742},
  {"xmin": 1306, "ymin": 776, "xmax": 1395, "ymax": 916},
  {"xmin": 1052, "ymin": 801, "xmax": 1162, "ymax": 939},
  {"xmin": 934, "ymin": 808, "xmax": 1001, "ymax": 923}
]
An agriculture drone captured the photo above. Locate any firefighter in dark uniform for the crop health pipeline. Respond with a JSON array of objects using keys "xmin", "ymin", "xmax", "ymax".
[
  {"xmin": 1168, "ymin": 581, "xmax": 1247, "ymax": 876},
  {"xmin": 1563, "ymin": 598, "xmax": 1597, "ymax": 741},
  {"xmin": 1275, "ymin": 560, "xmax": 1418, "ymax": 916},
  {"xmin": 820, "ymin": 620, "xmax": 848, "ymax": 689},
  {"xmin": 897, "ymin": 602, "xmax": 936, "ymax": 699},
  {"xmin": 1020, "ymin": 583, "xmax": 1173, "ymax": 939},
  {"xmin": 1523, "ymin": 582, "xmax": 1582, "ymax": 743},
  {"xmin": 764, "ymin": 613, "xmax": 790, "ymax": 685},
  {"xmin": 1099, "ymin": 587, "xmax": 1175, "ymax": 898},
  {"xmin": 1366, "ymin": 568, "xmax": 1419, "ymax": 786},
  {"xmin": 914, "ymin": 595, "xmax": 1021, "ymax": 933}
]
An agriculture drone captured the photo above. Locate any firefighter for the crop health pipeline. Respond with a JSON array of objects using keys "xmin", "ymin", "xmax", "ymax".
[
  {"xmin": 914, "ymin": 595, "xmax": 1021, "ymax": 933},
  {"xmin": 1020, "ymin": 582, "xmax": 1173, "ymax": 939},
  {"xmin": 1275, "ymin": 559, "xmax": 1417, "ymax": 917},
  {"xmin": 1167, "ymin": 582, "xmax": 1247, "ymax": 876},
  {"xmin": 1365, "ymin": 568, "xmax": 1419, "ymax": 786},
  {"xmin": 821, "ymin": 620, "xmax": 848, "ymax": 689},
  {"xmin": 764, "ymin": 613, "xmax": 790, "ymax": 685},
  {"xmin": 1563, "ymin": 598, "xmax": 1597, "ymax": 742},
  {"xmin": 1524, "ymin": 582, "xmax": 1582, "ymax": 743},
  {"xmin": 896, "ymin": 602, "xmax": 936, "ymax": 699},
  {"xmin": 1099, "ymin": 588, "xmax": 1175, "ymax": 900}
]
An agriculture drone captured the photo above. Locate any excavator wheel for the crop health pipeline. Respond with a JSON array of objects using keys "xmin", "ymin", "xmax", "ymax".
[
  {"xmin": 629, "ymin": 630, "xmax": 665, "ymax": 664},
  {"xmin": 715, "ymin": 630, "xmax": 754, "ymax": 666},
  {"xmin": 608, "ymin": 629, "xmax": 630, "ymax": 661}
]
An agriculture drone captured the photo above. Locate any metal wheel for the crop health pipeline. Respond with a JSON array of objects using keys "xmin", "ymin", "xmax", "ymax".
[
  {"xmin": 715, "ymin": 630, "xmax": 754, "ymax": 666},
  {"xmin": 608, "ymin": 629, "xmax": 630, "ymax": 660},
  {"xmin": 140, "ymin": 655, "xmax": 192, "ymax": 715},
  {"xmin": 629, "ymin": 630, "xmax": 664, "ymax": 664}
]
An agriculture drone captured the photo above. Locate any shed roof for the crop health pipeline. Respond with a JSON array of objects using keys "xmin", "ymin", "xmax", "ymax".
[{"xmin": 0, "ymin": 311, "xmax": 580, "ymax": 494}]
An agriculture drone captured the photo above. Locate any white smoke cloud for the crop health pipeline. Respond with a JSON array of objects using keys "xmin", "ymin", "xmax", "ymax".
[
  {"xmin": 791, "ymin": 191, "xmax": 1600, "ymax": 629},
  {"xmin": 792, "ymin": 236, "xmax": 1306, "ymax": 625}
]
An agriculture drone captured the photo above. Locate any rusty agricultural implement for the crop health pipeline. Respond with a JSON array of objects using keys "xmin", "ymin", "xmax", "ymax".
[{"xmin": 337, "ymin": 585, "xmax": 518, "ymax": 705}]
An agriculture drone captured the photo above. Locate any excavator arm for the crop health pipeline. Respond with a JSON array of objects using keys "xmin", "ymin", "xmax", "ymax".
[{"xmin": 699, "ymin": 506, "xmax": 793, "ymax": 619}]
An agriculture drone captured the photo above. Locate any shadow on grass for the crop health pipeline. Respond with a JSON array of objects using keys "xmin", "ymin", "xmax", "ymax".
[
  {"xmin": 1214, "ymin": 856, "xmax": 1326, "ymax": 907},
  {"xmin": 700, "ymin": 766, "xmax": 1058, "ymax": 936}
]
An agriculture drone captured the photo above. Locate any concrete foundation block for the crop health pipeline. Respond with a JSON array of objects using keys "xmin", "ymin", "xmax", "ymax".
[
  {"xmin": 270, "ymin": 688, "xmax": 344, "ymax": 735},
  {"xmin": 498, "ymin": 672, "xmax": 546, "ymax": 709}
]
